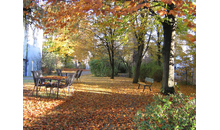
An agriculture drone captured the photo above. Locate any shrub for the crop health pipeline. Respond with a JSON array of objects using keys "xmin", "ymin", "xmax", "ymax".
[
  {"xmin": 89, "ymin": 58, "xmax": 118, "ymax": 77},
  {"xmin": 152, "ymin": 66, "xmax": 163, "ymax": 82},
  {"xmin": 134, "ymin": 92, "xmax": 196, "ymax": 129},
  {"xmin": 139, "ymin": 61, "xmax": 163, "ymax": 82},
  {"xmin": 118, "ymin": 62, "xmax": 127, "ymax": 73}
]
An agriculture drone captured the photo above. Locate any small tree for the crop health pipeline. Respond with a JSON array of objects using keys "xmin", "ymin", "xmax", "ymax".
[
  {"xmin": 41, "ymin": 47, "xmax": 59, "ymax": 74},
  {"xmin": 92, "ymin": 13, "xmax": 128, "ymax": 79}
]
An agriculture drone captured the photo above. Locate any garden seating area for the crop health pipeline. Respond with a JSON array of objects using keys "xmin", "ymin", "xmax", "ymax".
[
  {"xmin": 138, "ymin": 77, "xmax": 154, "ymax": 92},
  {"xmin": 31, "ymin": 69, "xmax": 83, "ymax": 99},
  {"xmin": 23, "ymin": 73, "xmax": 196, "ymax": 129}
]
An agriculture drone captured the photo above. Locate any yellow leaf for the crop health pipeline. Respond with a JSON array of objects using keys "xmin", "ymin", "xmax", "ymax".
[
  {"xmin": 171, "ymin": 0, "xmax": 176, "ymax": 5},
  {"xmin": 124, "ymin": 1, "xmax": 131, "ymax": 7},
  {"xmin": 192, "ymin": 27, "xmax": 196, "ymax": 32}
]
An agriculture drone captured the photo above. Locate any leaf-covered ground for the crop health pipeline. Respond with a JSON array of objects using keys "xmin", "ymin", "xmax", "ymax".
[{"xmin": 23, "ymin": 74, "xmax": 196, "ymax": 129}]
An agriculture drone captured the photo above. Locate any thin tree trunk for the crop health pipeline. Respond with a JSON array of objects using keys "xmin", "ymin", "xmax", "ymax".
[
  {"xmin": 111, "ymin": 47, "xmax": 114, "ymax": 79},
  {"xmin": 109, "ymin": 29, "xmax": 115, "ymax": 79},
  {"xmin": 157, "ymin": 42, "xmax": 161, "ymax": 66}
]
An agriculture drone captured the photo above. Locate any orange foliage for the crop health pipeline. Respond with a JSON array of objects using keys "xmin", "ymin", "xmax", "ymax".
[{"xmin": 23, "ymin": 0, "xmax": 196, "ymax": 38}]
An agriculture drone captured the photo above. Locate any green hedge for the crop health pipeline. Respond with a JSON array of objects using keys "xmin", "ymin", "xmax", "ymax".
[
  {"xmin": 118, "ymin": 62, "xmax": 127, "ymax": 73},
  {"xmin": 139, "ymin": 61, "xmax": 163, "ymax": 82},
  {"xmin": 89, "ymin": 58, "xmax": 118, "ymax": 77}
]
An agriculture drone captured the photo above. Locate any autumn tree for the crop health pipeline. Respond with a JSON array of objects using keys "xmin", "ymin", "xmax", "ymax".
[
  {"xmin": 174, "ymin": 28, "xmax": 196, "ymax": 84},
  {"xmin": 114, "ymin": 0, "xmax": 196, "ymax": 94},
  {"xmin": 147, "ymin": 23, "xmax": 163, "ymax": 66},
  {"xmin": 128, "ymin": 10, "xmax": 153, "ymax": 83},
  {"xmin": 42, "ymin": 1, "xmax": 97, "ymax": 63},
  {"xmin": 24, "ymin": 0, "xmax": 196, "ymax": 95},
  {"xmin": 118, "ymin": 32, "xmax": 136, "ymax": 78},
  {"xmin": 92, "ymin": 13, "xmax": 129, "ymax": 79}
]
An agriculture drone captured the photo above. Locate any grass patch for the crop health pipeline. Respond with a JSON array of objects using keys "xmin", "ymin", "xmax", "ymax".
[{"xmin": 23, "ymin": 79, "xmax": 34, "ymax": 83}]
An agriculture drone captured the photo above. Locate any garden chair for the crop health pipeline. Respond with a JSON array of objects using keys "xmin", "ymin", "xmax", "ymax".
[
  {"xmin": 49, "ymin": 73, "xmax": 76, "ymax": 97},
  {"xmin": 56, "ymin": 69, "xmax": 64, "ymax": 76},
  {"xmin": 56, "ymin": 69, "xmax": 75, "ymax": 77},
  {"xmin": 36, "ymin": 70, "xmax": 46, "ymax": 91},
  {"xmin": 56, "ymin": 69, "xmax": 66, "ymax": 83},
  {"xmin": 74, "ymin": 69, "xmax": 80, "ymax": 78},
  {"xmin": 76, "ymin": 70, "xmax": 83, "ymax": 82},
  {"xmin": 31, "ymin": 71, "xmax": 51, "ymax": 95}
]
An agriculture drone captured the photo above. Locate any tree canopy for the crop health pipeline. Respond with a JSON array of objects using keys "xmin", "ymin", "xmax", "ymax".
[
  {"xmin": 23, "ymin": 0, "xmax": 196, "ymax": 94},
  {"xmin": 24, "ymin": 0, "xmax": 196, "ymax": 42}
]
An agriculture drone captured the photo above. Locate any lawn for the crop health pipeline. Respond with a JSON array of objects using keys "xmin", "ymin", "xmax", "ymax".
[{"xmin": 23, "ymin": 74, "xmax": 196, "ymax": 129}]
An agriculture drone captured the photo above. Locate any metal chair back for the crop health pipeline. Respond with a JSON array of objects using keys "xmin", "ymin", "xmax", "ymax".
[
  {"xmin": 74, "ymin": 69, "xmax": 80, "ymax": 78},
  {"xmin": 64, "ymin": 73, "xmax": 76, "ymax": 86},
  {"xmin": 77, "ymin": 70, "xmax": 83, "ymax": 78},
  {"xmin": 56, "ymin": 69, "xmax": 62, "ymax": 76}
]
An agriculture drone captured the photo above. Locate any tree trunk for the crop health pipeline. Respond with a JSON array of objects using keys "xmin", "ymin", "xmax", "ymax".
[
  {"xmin": 132, "ymin": 56, "xmax": 142, "ymax": 83},
  {"xmin": 156, "ymin": 25, "xmax": 161, "ymax": 66},
  {"xmin": 168, "ymin": 32, "xmax": 175, "ymax": 88},
  {"xmin": 110, "ymin": 51, "xmax": 114, "ymax": 79},
  {"xmin": 161, "ymin": 19, "xmax": 175, "ymax": 95},
  {"xmin": 157, "ymin": 42, "xmax": 161, "ymax": 66},
  {"xmin": 193, "ymin": 68, "xmax": 196, "ymax": 85},
  {"xmin": 133, "ymin": 42, "xmax": 144, "ymax": 83},
  {"xmin": 160, "ymin": 3, "xmax": 176, "ymax": 95},
  {"xmin": 128, "ymin": 64, "xmax": 132, "ymax": 78}
]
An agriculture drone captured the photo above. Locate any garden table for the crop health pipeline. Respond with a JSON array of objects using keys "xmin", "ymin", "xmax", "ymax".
[
  {"xmin": 35, "ymin": 75, "xmax": 68, "ymax": 99},
  {"xmin": 61, "ymin": 71, "xmax": 75, "ymax": 76}
]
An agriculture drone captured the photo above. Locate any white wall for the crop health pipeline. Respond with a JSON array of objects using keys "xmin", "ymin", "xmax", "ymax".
[{"xmin": 23, "ymin": 23, "xmax": 43, "ymax": 76}]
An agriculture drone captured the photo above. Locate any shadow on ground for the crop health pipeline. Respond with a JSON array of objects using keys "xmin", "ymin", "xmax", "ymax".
[{"xmin": 23, "ymin": 74, "xmax": 196, "ymax": 129}]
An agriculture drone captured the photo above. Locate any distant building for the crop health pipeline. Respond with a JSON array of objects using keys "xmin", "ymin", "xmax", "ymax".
[{"xmin": 23, "ymin": 22, "xmax": 43, "ymax": 76}]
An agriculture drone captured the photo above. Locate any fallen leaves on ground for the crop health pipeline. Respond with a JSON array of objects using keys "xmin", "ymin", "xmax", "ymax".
[{"xmin": 23, "ymin": 74, "xmax": 196, "ymax": 129}]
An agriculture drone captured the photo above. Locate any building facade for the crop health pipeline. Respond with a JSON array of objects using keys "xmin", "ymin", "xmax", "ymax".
[{"xmin": 23, "ymin": 22, "xmax": 43, "ymax": 76}]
